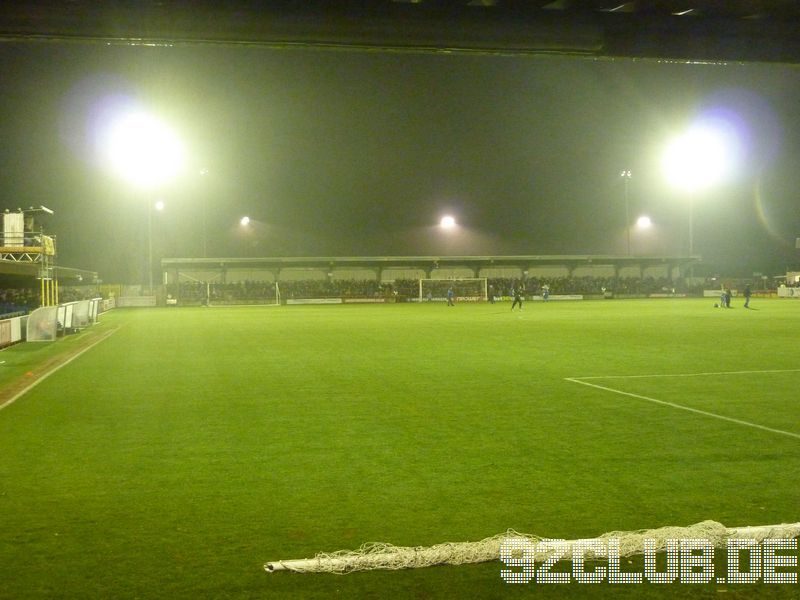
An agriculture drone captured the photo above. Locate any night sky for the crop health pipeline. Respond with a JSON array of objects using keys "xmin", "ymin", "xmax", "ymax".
[{"xmin": 0, "ymin": 40, "xmax": 799, "ymax": 281}]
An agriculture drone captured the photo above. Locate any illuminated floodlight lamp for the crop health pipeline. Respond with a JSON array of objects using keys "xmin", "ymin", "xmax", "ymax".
[
  {"xmin": 102, "ymin": 111, "xmax": 185, "ymax": 189},
  {"xmin": 154, "ymin": 200, "xmax": 165, "ymax": 211},
  {"xmin": 240, "ymin": 216, "xmax": 251, "ymax": 226},
  {"xmin": 661, "ymin": 123, "xmax": 737, "ymax": 192},
  {"xmin": 636, "ymin": 215, "xmax": 652, "ymax": 228},
  {"xmin": 440, "ymin": 215, "xmax": 456, "ymax": 230}
]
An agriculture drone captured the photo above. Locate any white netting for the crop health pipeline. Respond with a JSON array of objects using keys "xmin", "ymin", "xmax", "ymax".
[
  {"xmin": 264, "ymin": 520, "xmax": 800, "ymax": 574},
  {"xmin": 418, "ymin": 278, "xmax": 487, "ymax": 302}
]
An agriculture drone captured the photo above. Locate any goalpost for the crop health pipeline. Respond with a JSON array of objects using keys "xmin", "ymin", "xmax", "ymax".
[
  {"xmin": 418, "ymin": 278, "xmax": 488, "ymax": 302},
  {"xmin": 177, "ymin": 272, "xmax": 280, "ymax": 306},
  {"xmin": 208, "ymin": 281, "xmax": 280, "ymax": 306}
]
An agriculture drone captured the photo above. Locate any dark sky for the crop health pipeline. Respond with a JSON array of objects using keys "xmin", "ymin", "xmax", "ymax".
[{"xmin": 0, "ymin": 41, "xmax": 799, "ymax": 281}]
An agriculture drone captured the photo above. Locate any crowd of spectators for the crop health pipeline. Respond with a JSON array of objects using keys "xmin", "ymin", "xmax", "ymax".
[
  {"xmin": 486, "ymin": 276, "xmax": 683, "ymax": 296},
  {"xmin": 171, "ymin": 275, "xmax": 703, "ymax": 303},
  {"xmin": 175, "ymin": 281, "xmax": 279, "ymax": 304},
  {"xmin": 59, "ymin": 287, "xmax": 101, "ymax": 303},
  {"xmin": 0, "ymin": 288, "xmax": 38, "ymax": 316},
  {"xmin": 173, "ymin": 279, "xmax": 389, "ymax": 303},
  {"xmin": 0, "ymin": 276, "xmax": 775, "ymax": 310},
  {"xmin": 0, "ymin": 286, "xmax": 102, "ymax": 317}
]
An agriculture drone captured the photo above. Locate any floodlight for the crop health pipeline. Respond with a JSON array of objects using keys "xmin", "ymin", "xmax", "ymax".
[
  {"xmin": 662, "ymin": 118, "xmax": 742, "ymax": 265},
  {"xmin": 662, "ymin": 122, "xmax": 737, "ymax": 192},
  {"xmin": 636, "ymin": 215, "xmax": 652, "ymax": 228},
  {"xmin": 240, "ymin": 216, "xmax": 251, "ymax": 226},
  {"xmin": 440, "ymin": 215, "xmax": 456, "ymax": 229},
  {"xmin": 154, "ymin": 200, "xmax": 165, "ymax": 211},
  {"xmin": 102, "ymin": 111, "xmax": 185, "ymax": 189}
]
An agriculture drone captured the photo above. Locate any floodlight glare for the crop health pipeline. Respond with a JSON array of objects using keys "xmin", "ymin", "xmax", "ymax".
[
  {"xmin": 240, "ymin": 216, "xmax": 251, "ymax": 226},
  {"xmin": 154, "ymin": 200, "xmax": 165, "ymax": 211},
  {"xmin": 662, "ymin": 123, "xmax": 737, "ymax": 192},
  {"xmin": 102, "ymin": 111, "xmax": 185, "ymax": 189},
  {"xmin": 662, "ymin": 117, "xmax": 743, "ymax": 265},
  {"xmin": 440, "ymin": 215, "xmax": 456, "ymax": 229},
  {"xmin": 636, "ymin": 215, "xmax": 652, "ymax": 228}
]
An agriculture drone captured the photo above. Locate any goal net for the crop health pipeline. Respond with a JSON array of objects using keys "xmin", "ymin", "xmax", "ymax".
[
  {"xmin": 176, "ymin": 272, "xmax": 281, "ymax": 306},
  {"xmin": 265, "ymin": 520, "xmax": 800, "ymax": 574},
  {"xmin": 208, "ymin": 281, "xmax": 281, "ymax": 307},
  {"xmin": 419, "ymin": 278, "xmax": 488, "ymax": 302}
]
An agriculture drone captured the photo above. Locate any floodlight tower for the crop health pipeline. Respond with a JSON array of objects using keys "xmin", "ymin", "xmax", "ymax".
[
  {"xmin": 621, "ymin": 169, "xmax": 632, "ymax": 255},
  {"xmin": 662, "ymin": 123, "xmax": 736, "ymax": 276},
  {"xmin": 147, "ymin": 199, "xmax": 166, "ymax": 294},
  {"xmin": 100, "ymin": 109, "xmax": 184, "ymax": 293},
  {"xmin": 199, "ymin": 168, "xmax": 209, "ymax": 257}
]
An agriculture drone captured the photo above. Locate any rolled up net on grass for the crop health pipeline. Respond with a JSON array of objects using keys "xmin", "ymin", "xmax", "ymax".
[{"xmin": 264, "ymin": 520, "xmax": 800, "ymax": 574}]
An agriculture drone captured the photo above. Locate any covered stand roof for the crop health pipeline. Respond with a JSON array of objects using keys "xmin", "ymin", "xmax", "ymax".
[{"xmin": 1, "ymin": 1, "xmax": 799, "ymax": 64}]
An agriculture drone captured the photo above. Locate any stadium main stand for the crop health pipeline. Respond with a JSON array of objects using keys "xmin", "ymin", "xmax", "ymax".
[{"xmin": 170, "ymin": 276, "xmax": 719, "ymax": 306}]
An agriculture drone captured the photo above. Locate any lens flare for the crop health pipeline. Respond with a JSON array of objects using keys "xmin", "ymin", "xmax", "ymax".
[{"xmin": 753, "ymin": 173, "xmax": 790, "ymax": 246}]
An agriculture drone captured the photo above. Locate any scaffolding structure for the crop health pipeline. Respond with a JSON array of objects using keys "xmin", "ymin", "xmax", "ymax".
[{"xmin": 0, "ymin": 207, "xmax": 58, "ymax": 307}]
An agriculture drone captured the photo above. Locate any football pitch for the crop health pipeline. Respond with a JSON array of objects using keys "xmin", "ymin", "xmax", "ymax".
[{"xmin": 1, "ymin": 299, "xmax": 799, "ymax": 598}]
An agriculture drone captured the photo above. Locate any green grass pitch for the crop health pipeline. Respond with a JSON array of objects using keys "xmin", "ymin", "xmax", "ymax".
[{"xmin": 0, "ymin": 299, "xmax": 799, "ymax": 598}]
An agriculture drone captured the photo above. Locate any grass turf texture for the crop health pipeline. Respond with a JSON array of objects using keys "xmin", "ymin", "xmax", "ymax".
[{"xmin": 0, "ymin": 299, "xmax": 798, "ymax": 599}]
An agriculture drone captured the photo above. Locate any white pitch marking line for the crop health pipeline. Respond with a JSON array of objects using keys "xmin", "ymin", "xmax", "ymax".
[
  {"xmin": 0, "ymin": 327, "xmax": 119, "ymax": 412},
  {"xmin": 564, "ymin": 377, "xmax": 800, "ymax": 441},
  {"xmin": 573, "ymin": 368, "xmax": 800, "ymax": 380}
]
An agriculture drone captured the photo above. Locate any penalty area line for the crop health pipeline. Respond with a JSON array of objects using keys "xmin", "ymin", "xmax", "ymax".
[
  {"xmin": 564, "ymin": 377, "xmax": 800, "ymax": 441},
  {"xmin": 0, "ymin": 327, "xmax": 120, "ymax": 413},
  {"xmin": 571, "ymin": 368, "xmax": 800, "ymax": 380}
]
